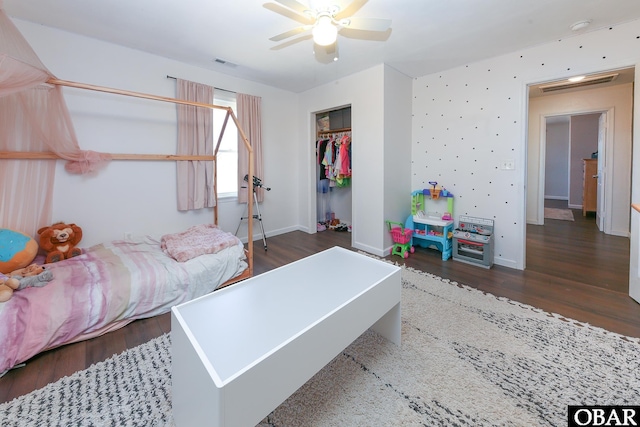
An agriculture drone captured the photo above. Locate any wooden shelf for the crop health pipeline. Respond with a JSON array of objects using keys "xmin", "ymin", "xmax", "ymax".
[{"xmin": 317, "ymin": 127, "xmax": 351, "ymax": 136}]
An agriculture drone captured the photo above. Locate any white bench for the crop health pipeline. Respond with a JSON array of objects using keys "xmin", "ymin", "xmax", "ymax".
[{"xmin": 171, "ymin": 246, "xmax": 402, "ymax": 427}]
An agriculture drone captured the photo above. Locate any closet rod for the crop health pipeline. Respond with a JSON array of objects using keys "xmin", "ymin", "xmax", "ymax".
[
  {"xmin": 317, "ymin": 127, "xmax": 351, "ymax": 135},
  {"xmin": 166, "ymin": 75, "xmax": 236, "ymax": 94}
]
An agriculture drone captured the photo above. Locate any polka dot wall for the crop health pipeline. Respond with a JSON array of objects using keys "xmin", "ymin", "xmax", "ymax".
[{"xmin": 411, "ymin": 19, "xmax": 640, "ymax": 269}]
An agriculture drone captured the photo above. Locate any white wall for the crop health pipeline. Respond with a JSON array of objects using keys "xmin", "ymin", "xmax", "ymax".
[
  {"xmin": 628, "ymin": 67, "xmax": 640, "ymax": 301},
  {"xmin": 383, "ymin": 65, "xmax": 413, "ymax": 252},
  {"xmin": 544, "ymin": 120, "xmax": 569, "ymax": 200},
  {"xmin": 14, "ymin": 18, "xmax": 300, "ymax": 248},
  {"xmin": 299, "ymin": 65, "xmax": 385, "ymax": 253},
  {"xmin": 413, "ymin": 19, "xmax": 640, "ymax": 269},
  {"xmin": 298, "ymin": 64, "xmax": 412, "ymax": 256}
]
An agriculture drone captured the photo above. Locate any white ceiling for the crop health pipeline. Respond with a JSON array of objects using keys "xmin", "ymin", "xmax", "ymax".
[{"xmin": 4, "ymin": 0, "xmax": 640, "ymax": 93}]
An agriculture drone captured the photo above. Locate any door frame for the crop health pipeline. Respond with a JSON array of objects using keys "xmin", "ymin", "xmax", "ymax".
[
  {"xmin": 596, "ymin": 112, "xmax": 607, "ymax": 231},
  {"xmin": 628, "ymin": 65, "xmax": 640, "ymax": 303},
  {"xmin": 535, "ymin": 108, "xmax": 615, "ymax": 234},
  {"xmin": 308, "ymin": 106, "xmax": 354, "ymax": 248}
]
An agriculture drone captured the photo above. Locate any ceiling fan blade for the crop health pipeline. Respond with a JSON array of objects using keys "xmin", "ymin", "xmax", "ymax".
[
  {"xmin": 270, "ymin": 34, "xmax": 313, "ymax": 50},
  {"xmin": 339, "ymin": 27, "xmax": 392, "ymax": 41},
  {"xmin": 343, "ymin": 17, "xmax": 391, "ymax": 32},
  {"xmin": 334, "ymin": 0, "xmax": 368, "ymax": 20},
  {"xmin": 272, "ymin": 0, "xmax": 310, "ymax": 15},
  {"xmin": 269, "ymin": 26, "xmax": 311, "ymax": 42},
  {"xmin": 264, "ymin": 3, "xmax": 314, "ymax": 25}
]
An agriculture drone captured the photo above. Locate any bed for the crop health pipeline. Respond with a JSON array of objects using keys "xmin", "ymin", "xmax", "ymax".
[
  {"xmin": 0, "ymin": 225, "xmax": 248, "ymax": 376},
  {"xmin": 0, "ymin": 8, "xmax": 259, "ymax": 377}
]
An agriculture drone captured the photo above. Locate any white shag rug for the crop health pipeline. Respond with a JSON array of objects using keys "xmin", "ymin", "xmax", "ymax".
[{"xmin": 2, "ymin": 263, "xmax": 638, "ymax": 427}]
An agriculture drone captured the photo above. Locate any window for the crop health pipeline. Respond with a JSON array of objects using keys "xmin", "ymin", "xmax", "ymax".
[{"xmin": 213, "ymin": 91, "xmax": 238, "ymax": 198}]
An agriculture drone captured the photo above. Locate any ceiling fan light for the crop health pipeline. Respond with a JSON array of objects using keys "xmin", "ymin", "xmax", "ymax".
[{"xmin": 312, "ymin": 16, "xmax": 338, "ymax": 46}]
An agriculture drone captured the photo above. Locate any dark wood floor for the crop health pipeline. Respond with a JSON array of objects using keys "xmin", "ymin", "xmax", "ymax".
[{"xmin": 1, "ymin": 208, "xmax": 638, "ymax": 404}]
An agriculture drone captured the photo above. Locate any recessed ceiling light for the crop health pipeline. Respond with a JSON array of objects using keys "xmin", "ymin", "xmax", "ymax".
[
  {"xmin": 568, "ymin": 75, "xmax": 586, "ymax": 82},
  {"xmin": 570, "ymin": 20, "xmax": 591, "ymax": 31}
]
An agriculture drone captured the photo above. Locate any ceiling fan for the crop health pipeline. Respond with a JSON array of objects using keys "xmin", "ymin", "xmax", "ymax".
[{"xmin": 264, "ymin": 0, "xmax": 392, "ymax": 52}]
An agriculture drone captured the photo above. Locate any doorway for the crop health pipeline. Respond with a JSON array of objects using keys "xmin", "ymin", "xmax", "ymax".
[
  {"xmin": 525, "ymin": 67, "xmax": 634, "ymax": 292},
  {"xmin": 543, "ymin": 112, "xmax": 603, "ymax": 228},
  {"xmin": 314, "ymin": 106, "xmax": 353, "ymax": 234}
]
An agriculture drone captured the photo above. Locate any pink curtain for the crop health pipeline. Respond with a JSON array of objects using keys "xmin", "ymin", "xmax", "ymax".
[
  {"xmin": 176, "ymin": 79, "xmax": 215, "ymax": 210},
  {"xmin": 237, "ymin": 93, "xmax": 264, "ymax": 204},
  {"xmin": 0, "ymin": 4, "xmax": 110, "ymax": 236}
]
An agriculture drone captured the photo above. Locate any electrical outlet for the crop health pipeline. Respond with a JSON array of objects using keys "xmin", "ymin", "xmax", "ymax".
[{"xmin": 501, "ymin": 160, "xmax": 515, "ymax": 170}]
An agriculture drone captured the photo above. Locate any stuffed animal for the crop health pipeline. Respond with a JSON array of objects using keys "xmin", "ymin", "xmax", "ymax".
[
  {"xmin": 0, "ymin": 264, "xmax": 54, "ymax": 302},
  {"xmin": 37, "ymin": 222, "xmax": 83, "ymax": 264},
  {"xmin": 11, "ymin": 263, "xmax": 54, "ymax": 289},
  {"xmin": 0, "ymin": 228, "xmax": 38, "ymax": 274},
  {"xmin": 0, "ymin": 276, "xmax": 20, "ymax": 303}
]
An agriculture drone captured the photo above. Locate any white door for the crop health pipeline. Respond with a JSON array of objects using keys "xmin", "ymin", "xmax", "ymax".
[{"xmin": 596, "ymin": 113, "xmax": 606, "ymax": 231}]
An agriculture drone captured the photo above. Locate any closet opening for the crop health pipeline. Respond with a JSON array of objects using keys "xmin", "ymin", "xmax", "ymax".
[{"xmin": 315, "ymin": 106, "xmax": 352, "ymax": 234}]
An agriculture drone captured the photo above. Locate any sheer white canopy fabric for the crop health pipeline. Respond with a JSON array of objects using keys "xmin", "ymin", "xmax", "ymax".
[
  {"xmin": 0, "ymin": 3, "xmax": 110, "ymax": 235},
  {"xmin": 0, "ymin": 11, "xmax": 48, "ymax": 96},
  {"xmin": 0, "ymin": 3, "xmax": 110, "ymax": 172}
]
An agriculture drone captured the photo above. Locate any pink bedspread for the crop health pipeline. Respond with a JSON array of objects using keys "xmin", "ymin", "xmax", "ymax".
[
  {"xmin": 161, "ymin": 224, "xmax": 242, "ymax": 262},
  {"xmin": 0, "ymin": 235, "xmax": 247, "ymax": 375}
]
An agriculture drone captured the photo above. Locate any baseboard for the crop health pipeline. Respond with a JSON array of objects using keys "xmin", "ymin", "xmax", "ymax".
[
  {"xmin": 353, "ymin": 242, "xmax": 385, "ymax": 257},
  {"xmin": 544, "ymin": 196, "xmax": 569, "ymax": 201},
  {"xmin": 237, "ymin": 225, "xmax": 301, "ymax": 244},
  {"xmin": 493, "ymin": 256, "xmax": 519, "ymax": 270},
  {"xmin": 610, "ymin": 229, "xmax": 630, "ymax": 238}
]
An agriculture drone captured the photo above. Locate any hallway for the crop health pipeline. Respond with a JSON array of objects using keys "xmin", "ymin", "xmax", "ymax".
[{"xmin": 527, "ymin": 199, "xmax": 629, "ymax": 294}]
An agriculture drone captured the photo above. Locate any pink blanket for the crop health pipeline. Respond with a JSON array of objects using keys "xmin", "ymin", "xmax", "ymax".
[
  {"xmin": 161, "ymin": 224, "xmax": 242, "ymax": 262},
  {"xmin": 0, "ymin": 235, "xmax": 247, "ymax": 375}
]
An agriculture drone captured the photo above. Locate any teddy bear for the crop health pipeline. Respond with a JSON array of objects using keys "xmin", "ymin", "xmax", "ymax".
[
  {"xmin": 37, "ymin": 222, "xmax": 83, "ymax": 264},
  {"xmin": 0, "ymin": 264, "xmax": 54, "ymax": 302}
]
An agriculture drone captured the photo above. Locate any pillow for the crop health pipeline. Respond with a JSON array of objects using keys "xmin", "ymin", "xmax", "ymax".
[{"xmin": 0, "ymin": 229, "xmax": 38, "ymax": 274}]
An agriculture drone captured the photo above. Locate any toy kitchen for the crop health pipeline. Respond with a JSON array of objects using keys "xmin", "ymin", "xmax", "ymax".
[{"xmin": 452, "ymin": 215, "xmax": 494, "ymax": 268}]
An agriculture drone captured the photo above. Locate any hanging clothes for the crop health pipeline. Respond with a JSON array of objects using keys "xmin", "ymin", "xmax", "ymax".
[
  {"xmin": 335, "ymin": 134, "xmax": 351, "ymax": 187},
  {"xmin": 316, "ymin": 137, "xmax": 330, "ymax": 188},
  {"xmin": 317, "ymin": 131, "xmax": 351, "ymax": 188}
]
